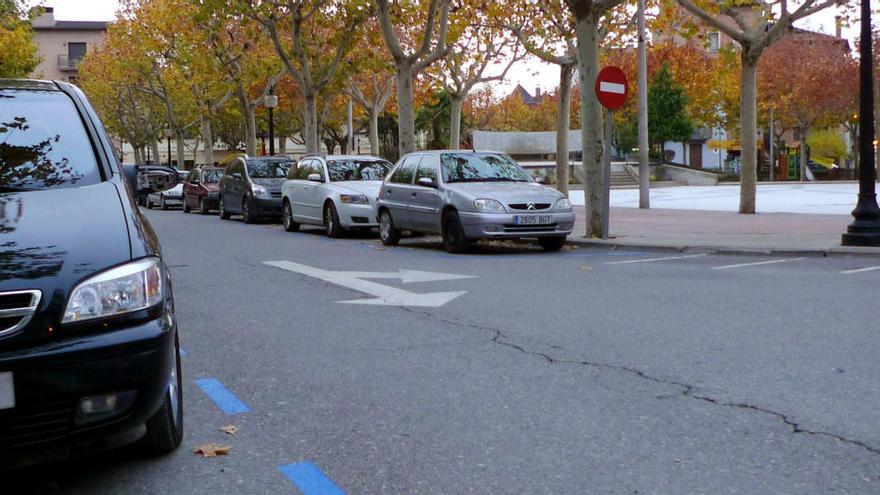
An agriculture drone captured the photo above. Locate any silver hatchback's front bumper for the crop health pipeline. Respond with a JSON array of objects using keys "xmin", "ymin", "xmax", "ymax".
[{"xmin": 458, "ymin": 210, "xmax": 575, "ymax": 239}]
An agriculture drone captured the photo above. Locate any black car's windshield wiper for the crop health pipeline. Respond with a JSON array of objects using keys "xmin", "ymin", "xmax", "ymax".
[{"xmin": 447, "ymin": 177, "xmax": 525, "ymax": 183}]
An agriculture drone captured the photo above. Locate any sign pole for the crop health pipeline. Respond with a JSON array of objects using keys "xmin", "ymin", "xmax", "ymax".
[{"xmin": 602, "ymin": 110, "xmax": 613, "ymax": 239}]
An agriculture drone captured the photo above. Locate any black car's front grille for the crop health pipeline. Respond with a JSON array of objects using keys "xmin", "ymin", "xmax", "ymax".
[
  {"xmin": 270, "ymin": 191, "xmax": 282, "ymax": 198},
  {"xmin": 0, "ymin": 293, "xmax": 32, "ymax": 311},
  {"xmin": 508, "ymin": 203, "xmax": 552, "ymax": 211},
  {"xmin": 503, "ymin": 224, "xmax": 559, "ymax": 233},
  {"xmin": 0, "ymin": 400, "xmax": 76, "ymax": 451},
  {"xmin": 0, "ymin": 290, "xmax": 40, "ymax": 339}
]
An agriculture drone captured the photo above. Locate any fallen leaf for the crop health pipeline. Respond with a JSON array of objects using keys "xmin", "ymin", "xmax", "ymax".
[
  {"xmin": 219, "ymin": 425, "xmax": 238, "ymax": 435},
  {"xmin": 580, "ymin": 265, "xmax": 592, "ymax": 271},
  {"xmin": 193, "ymin": 443, "xmax": 232, "ymax": 458}
]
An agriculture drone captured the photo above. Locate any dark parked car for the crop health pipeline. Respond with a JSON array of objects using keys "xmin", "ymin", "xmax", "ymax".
[
  {"xmin": 182, "ymin": 166, "xmax": 223, "ymax": 215},
  {"xmin": 0, "ymin": 80, "xmax": 183, "ymax": 467},
  {"xmin": 218, "ymin": 156, "xmax": 293, "ymax": 223}
]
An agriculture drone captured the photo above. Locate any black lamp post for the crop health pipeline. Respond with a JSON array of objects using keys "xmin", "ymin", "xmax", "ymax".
[
  {"xmin": 265, "ymin": 92, "xmax": 279, "ymax": 156},
  {"xmin": 842, "ymin": 0, "xmax": 880, "ymax": 247}
]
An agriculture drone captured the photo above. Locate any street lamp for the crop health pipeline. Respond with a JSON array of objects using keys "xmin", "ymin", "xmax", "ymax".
[
  {"xmin": 164, "ymin": 128, "xmax": 173, "ymax": 168},
  {"xmin": 264, "ymin": 92, "xmax": 279, "ymax": 156},
  {"xmin": 842, "ymin": 0, "xmax": 880, "ymax": 246}
]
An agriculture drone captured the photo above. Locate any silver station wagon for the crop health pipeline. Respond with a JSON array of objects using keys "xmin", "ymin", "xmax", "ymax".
[{"xmin": 377, "ymin": 150, "xmax": 575, "ymax": 253}]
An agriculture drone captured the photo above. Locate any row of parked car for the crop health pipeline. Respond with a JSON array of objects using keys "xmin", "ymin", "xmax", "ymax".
[{"xmin": 150, "ymin": 151, "xmax": 576, "ymax": 253}]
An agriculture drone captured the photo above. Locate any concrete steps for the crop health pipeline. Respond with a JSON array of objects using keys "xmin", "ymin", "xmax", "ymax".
[{"xmin": 611, "ymin": 171, "xmax": 638, "ymax": 187}]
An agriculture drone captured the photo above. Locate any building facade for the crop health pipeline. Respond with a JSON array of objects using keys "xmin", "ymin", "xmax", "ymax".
[{"xmin": 31, "ymin": 8, "xmax": 108, "ymax": 83}]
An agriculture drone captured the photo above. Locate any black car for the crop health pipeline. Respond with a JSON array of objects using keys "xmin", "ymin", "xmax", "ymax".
[
  {"xmin": 0, "ymin": 80, "xmax": 183, "ymax": 466},
  {"xmin": 218, "ymin": 156, "xmax": 293, "ymax": 223}
]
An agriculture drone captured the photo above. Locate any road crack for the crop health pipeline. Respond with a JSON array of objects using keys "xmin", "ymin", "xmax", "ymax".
[{"xmin": 395, "ymin": 307, "xmax": 880, "ymax": 458}]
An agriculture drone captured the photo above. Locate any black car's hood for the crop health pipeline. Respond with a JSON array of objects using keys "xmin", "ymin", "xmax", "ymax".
[{"xmin": 0, "ymin": 182, "xmax": 131, "ymax": 291}]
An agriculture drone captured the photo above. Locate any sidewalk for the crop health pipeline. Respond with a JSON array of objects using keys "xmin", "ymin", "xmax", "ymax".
[{"xmin": 569, "ymin": 207, "xmax": 880, "ymax": 256}]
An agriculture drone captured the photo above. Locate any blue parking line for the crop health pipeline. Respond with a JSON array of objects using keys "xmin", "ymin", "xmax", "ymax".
[
  {"xmin": 279, "ymin": 462, "xmax": 345, "ymax": 495},
  {"xmin": 194, "ymin": 378, "xmax": 250, "ymax": 415}
]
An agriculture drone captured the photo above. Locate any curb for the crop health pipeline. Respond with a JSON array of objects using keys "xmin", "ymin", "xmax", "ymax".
[{"xmin": 566, "ymin": 237, "xmax": 880, "ymax": 258}]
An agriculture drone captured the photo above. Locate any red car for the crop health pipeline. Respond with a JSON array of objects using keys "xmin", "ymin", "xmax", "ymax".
[{"xmin": 182, "ymin": 166, "xmax": 224, "ymax": 214}]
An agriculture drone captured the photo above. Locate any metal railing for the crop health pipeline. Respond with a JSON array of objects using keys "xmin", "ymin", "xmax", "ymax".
[{"xmin": 57, "ymin": 54, "xmax": 83, "ymax": 71}]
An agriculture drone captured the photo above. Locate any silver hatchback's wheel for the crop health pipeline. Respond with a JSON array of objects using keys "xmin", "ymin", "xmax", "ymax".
[
  {"xmin": 282, "ymin": 201, "xmax": 300, "ymax": 232},
  {"xmin": 379, "ymin": 210, "xmax": 400, "ymax": 246}
]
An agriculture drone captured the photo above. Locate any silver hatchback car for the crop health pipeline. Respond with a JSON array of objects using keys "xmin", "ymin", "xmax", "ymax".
[{"xmin": 377, "ymin": 150, "xmax": 575, "ymax": 253}]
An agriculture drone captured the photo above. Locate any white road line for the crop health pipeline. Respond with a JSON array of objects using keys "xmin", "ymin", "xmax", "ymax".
[
  {"xmin": 841, "ymin": 265, "xmax": 880, "ymax": 274},
  {"xmin": 711, "ymin": 257, "xmax": 806, "ymax": 271},
  {"xmin": 606, "ymin": 254, "xmax": 708, "ymax": 265}
]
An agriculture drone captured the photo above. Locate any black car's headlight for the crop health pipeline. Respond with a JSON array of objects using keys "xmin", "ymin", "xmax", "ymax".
[{"xmin": 63, "ymin": 258, "xmax": 163, "ymax": 323}]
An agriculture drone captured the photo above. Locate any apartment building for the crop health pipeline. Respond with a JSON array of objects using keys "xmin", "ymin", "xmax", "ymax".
[{"xmin": 31, "ymin": 7, "xmax": 108, "ymax": 83}]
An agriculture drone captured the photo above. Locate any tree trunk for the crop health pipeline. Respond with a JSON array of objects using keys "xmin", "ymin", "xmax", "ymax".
[
  {"xmin": 574, "ymin": 14, "xmax": 604, "ymax": 237},
  {"xmin": 279, "ymin": 134, "xmax": 287, "ymax": 155},
  {"xmin": 133, "ymin": 147, "xmax": 143, "ymax": 165},
  {"xmin": 303, "ymin": 94, "xmax": 320, "ymax": 154},
  {"xmin": 201, "ymin": 115, "xmax": 214, "ymax": 166},
  {"xmin": 874, "ymin": 74, "xmax": 879, "ymax": 177},
  {"xmin": 396, "ymin": 63, "xmax": 416, "ymax": 156},
  {"xmin": 449, "ymin": 95, "xmax": 463, "ymax": 150},
  {"xmin": 235, "ymin": 86, "xmax": 258, "ymax": 157},
  {"xmin": 739, "ymin": 56, "xmax": 758, "ymax": 214},
  {"xmin": 150, "ymin": 141, "xmax": 161, "ymax": 165},
  {"xmin": 175, "ymin": 134, "xmax": 186, "ymax": 169},
  {"xmin": 368, "ymin": 107, "xmax": 380, "ymax": 156},
  {"xmin": 555, "ymin": 64, "xmax": 573, "ymax": 196}
]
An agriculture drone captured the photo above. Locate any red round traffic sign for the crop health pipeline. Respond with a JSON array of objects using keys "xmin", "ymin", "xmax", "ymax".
[{"xmin": 595, "ymin": 66, "xmax": 629, "ymax": 111}]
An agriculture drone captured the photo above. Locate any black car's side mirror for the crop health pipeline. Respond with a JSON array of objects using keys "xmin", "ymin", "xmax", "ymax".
[
  {"xmin": 122, "ymin": 164, "xmax": 181, "ymax": 197},
  {"xmin": 417, "ymin": 177, "xmax": 436, "ymax": 188},
  {"xmin": 232, "ymin": 172, "xmax": 242, "ymax": 180},
  {"xmin": 534, "ymin": 176, "xmax": 547, "ymax": 185}
]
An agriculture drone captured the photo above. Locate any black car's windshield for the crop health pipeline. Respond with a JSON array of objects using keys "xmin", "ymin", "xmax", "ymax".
[
  {"xmin": 247, "ymin": 160, "xmax": 291, "ymax": 179},
  {"xmin": 441, "ymin": 153, "xmax": 531, "ymax": 183},
  {"xmin": 202, "ymin": 169, "xmax": 222, "ymax": 183},
  {"xmin": 326, "ymin": 159, "xmax": 391, "ymax": 182},
  {"xmin": 0, "ymin": 89, "xmax": 101, "ymax": 191}
]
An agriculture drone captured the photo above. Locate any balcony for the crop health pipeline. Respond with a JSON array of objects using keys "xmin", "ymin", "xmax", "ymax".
[{"xmin": 57, "ymin": 54, "xmax": 83, "ymax": 72}]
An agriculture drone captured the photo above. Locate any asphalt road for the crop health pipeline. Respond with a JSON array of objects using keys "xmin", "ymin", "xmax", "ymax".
[{"xmin": 10, "ymin": 207, "xmax": 880, "ymax": 494}]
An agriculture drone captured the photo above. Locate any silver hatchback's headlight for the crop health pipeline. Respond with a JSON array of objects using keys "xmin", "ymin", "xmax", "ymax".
[
  {"xmin": 555, "ymin": 198, "xmax": 572, "ymax": 210},
  {"xmin": 474, "ymin": 199, "xmax": 504, "ymax": 212},
  {"xmin": 63, "ymin": 258, "xmax": 163, "ymax": 323}
]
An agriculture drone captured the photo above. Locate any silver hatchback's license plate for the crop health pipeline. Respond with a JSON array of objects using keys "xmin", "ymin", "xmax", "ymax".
[
  {"xmin": 515, "ymin": 215, "xmax": 553, "ymax": 225},
  {"xmin": 0, "ymin": 372, "xmax": 14, "ymax": 410}
]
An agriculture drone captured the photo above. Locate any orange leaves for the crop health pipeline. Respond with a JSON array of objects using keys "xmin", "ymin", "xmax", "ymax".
[{"xmin": 193, "ymin": 443, "xmax": 232, "ymax": 458}]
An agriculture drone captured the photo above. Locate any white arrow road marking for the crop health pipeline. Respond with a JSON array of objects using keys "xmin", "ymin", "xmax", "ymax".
[
  {"xmin": 263, "ymin": 261, "xmax": 470, "ymax": 307},
  {"xmin": 333, "ymin": 269, "xmax": 476, "ymax": 284}
]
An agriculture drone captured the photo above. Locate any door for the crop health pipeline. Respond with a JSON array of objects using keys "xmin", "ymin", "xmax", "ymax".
[
  {"xmin": 409, "ymin": 154, "xmax": 443, "ymax": 233},
  {"xmin": 382, "ymin": 155, "xmax": 420, "ymax": 229},
  {"xmin": 183, "ymin": 170, "xmax": 198, "ymax": 208},
  {"xmin": 290, "ymin": 159, "xmax": 324, "ymax": 223},
  {"xmin": 223, "ymin": 159, "xmax": 245, "ymax": 213},
  {"xmin": 689, "ymin": 142, "xmax": 703, "ymax": 169}
]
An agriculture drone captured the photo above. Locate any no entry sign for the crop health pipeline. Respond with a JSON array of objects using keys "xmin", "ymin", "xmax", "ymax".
[{"xmin": 595, "ymin": 66, "xmax": 629, "ymax": 111}]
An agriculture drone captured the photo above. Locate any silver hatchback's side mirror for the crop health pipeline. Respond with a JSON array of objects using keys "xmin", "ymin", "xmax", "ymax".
[
  {"xmin": 308, "ymin": 173, "xmax": 323, "ymax": 182},
  {"xmin": 417, "ymin": 177, "xmax": 436, "ymax": 188}
]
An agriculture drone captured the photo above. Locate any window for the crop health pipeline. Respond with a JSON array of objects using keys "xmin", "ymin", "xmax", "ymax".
[
  {"xmin": 247, "ymin": 159, "xmax": 291, "ymax": 178},
  {"xmin": 290, "ymin": 159, "xmax": 323, "ymax": 181},
  {"xmin": 187, "ymin": 170, "xmax": 199, "ymax": 184},
  {"xmin": 389, "ymin": 155, "xmax": 420, "ymax": 184},
  {"xmin": 68, "ymin": 42, "xmax": 87, "ymax": 62},
  {"xmin": 440, "ymin": 153, "xmax": 530, "ymax": 183},
  {"xmin": 326, "ymin": 159, "xmax": 391, "ymax": 182},
  {"xmin": 202, "ymin": 169, "xmax": 222, "ymax": 183},
  {"xmin": 0, "ymin": 89, "xmax": 101, "ymax": 191},
  {"xmin": 415, "ymin": 154, "xmax": 438, "ymax": 183},
  {"xmin": 707, "ymin": 32, "xmax": 720, "ymax": 52}
]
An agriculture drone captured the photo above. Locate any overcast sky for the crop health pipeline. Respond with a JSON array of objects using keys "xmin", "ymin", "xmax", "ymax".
[{"xmin": 38, "ymin": 0, "xmax": 864, "ymax": 96}]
